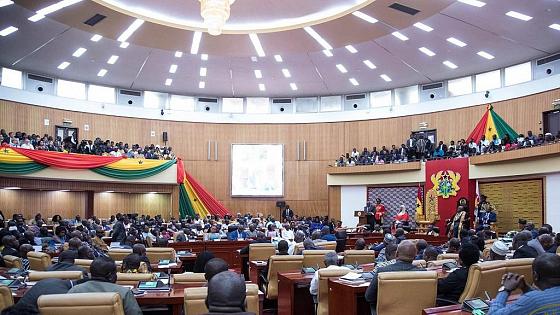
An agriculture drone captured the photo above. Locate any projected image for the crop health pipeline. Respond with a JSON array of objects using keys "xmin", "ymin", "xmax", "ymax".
[{"xmin": 231, "ymin": 144, "xmax": 284, "ymax": 197}]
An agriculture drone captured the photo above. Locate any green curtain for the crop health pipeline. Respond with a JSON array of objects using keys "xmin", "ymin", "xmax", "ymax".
[
  {"xmin": 179, "ymin": 183, "xmax": 196, "ymax": 219},
  {"xmin": 0, "ymin": 162, "xmax": 47, "ymax": 174},
  {"xmin": 90, "ymin": 159, "xmax": 176, "ymax": 180},
  {"xmin": 491, "ymin": 110, "xmax": 518, "ymax": 141}
]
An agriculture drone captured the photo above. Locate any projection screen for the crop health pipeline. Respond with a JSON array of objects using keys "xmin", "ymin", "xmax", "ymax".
[{"xmin": 231, "ymin": 144, "xmax": 284, "ymax": 197}]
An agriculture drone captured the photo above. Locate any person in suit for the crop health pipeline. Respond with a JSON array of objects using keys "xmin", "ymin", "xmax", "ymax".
[
  {"xmin": 399, "ymin": 144, "xmax": 408, "ymax": 162},
  {"xmin": 281, "ymin": 205, "xmax": 294, "ymax": 220},
  {"xmin": 364, "ymin": 201, "xmax": 375, "ymax": 229},
  {"xmin": 1, "ymin": 235, "xmax": 20, "ymax": 257},
  {"xmin": 111, "ymin": 213, "xmax": 127, "ymax": 243},
  {"xmin": 365, "ymin": 240, "xmax": 425, "ymax": 314},
  {"xmin": 47, "ymin": 250, "xmax": 89, "ymax": 278},
  {"xmin": 14, "ymin": 278, "xmax": 74, "ymax": 311},
  {"xmin": 437, "ymin": 243, "xmax": 480, "ymax": 305},
  {"xmin": 204, "ymin": 258, "xmax": 229, "ymax": 281},
  {"xmin": 204, "ymin": 271, "xmax": 255, "ymax": 315},
  {"xmin": 512, "ymin": 231, "xmax": 539, "ymax": 259}
]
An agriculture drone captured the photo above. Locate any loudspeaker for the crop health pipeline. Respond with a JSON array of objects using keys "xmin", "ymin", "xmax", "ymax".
[
  {"xmin": 420, "ymin": 82, "xmax": 445, "ymax": 102},
  {"xmin": 163, "ymin": 132, "xmax": 168, "ymax": 142},
  {"xmin": 25, "ymin": 74, "xmax": 54, "ymax": 94},
  {"xmin": 534, "ymin": 53, "xmax": 560, "ymax": 80},
  {"xmin": 118, "ymin": 89, "xmax": 143, "ymax": 106},
  {"xmin": 344, "ymin": 94, "xmax": 368, "ymax": 110},
  {"xmin": 276, "ymin": 201, "xmax": 286, "ymax": 208}
]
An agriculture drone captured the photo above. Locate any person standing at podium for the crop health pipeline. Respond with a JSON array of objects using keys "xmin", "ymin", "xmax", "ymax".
[
  {"xmin": 374, "ymin": 198, "xmax": 387, "ymax": 226},
  {"xmin": 364, "ymin": 201, "xmax": 375, "ymax": 229}
]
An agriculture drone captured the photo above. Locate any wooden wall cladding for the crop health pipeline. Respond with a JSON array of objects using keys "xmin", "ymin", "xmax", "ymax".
[
  {"xmin": 94, "ymin": 192, "xmax": 173, "ymax": 219},
  {"xmin": 0, "ymin": 189, "xmax": 87, "ymax": 219},
  {"xmin": 1, "ymin": 88, "xmax": 559, "ymax": 218},
  {"xmin": 479, "ymin": 179, "xmax": 543, "ymax": 231}
]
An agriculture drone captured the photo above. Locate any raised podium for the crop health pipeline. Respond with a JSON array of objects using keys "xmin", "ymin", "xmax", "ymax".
[{"xmin": 354, "ymin": 210, "xmax": 368, "ymax": 226}]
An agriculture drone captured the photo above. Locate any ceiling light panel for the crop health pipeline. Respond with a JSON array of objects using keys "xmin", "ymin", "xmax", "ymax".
[
  {"xmin": 443, "ymin": 60, "xmax": 458, "ymax": 69},
  {"xmin": 274, "ymin": 55, "xmax": 283, "ymax": 62},
  {"xmin": 447, "ymin": 37, "xmax": 467, "ymax": 47},
  {"xmin": 0, "ymin": 1, "xmax": 14, "ymax": 8},
  {"xmin": 90, "ymin": 34, "xmax": 102, "ymax": 42},
  {"xmin": 169, "ymin": 64, "xmax": 178, "ymax": 73},
  {"xmin": 191, "ymin": 31, "xmax": 202, "ymax": 54},
  {"xmin": 165, "ymin": 78, "xmax": 172, "ymax": 86},
  {"xmin": 477, "ymin": 51, "xmax": 495, "ymax": 59},
  {"xmin": 505, "ymin": 11, "xmax": 532, "ymax": 21},
  {"xmin": 28, "ymin": 0, "xmax": 83, "ymax": 22},
  {"xmin": 199, "ymin": 67, "xmax": 207, "ymax": 76},
  {"xmin": 303, "ymin": 27, "xmax": 333, "ymax": 50},
  {"xmin": 413, "ymin": 22, "xmax": 433, "ymax": 32},
  {"xmin": 254, "ymin": 70, "xmax": 262, "ymax": 79},
  {"xmin": 323, "ymin": 50, "xmax": 333, "ymax": 57},
  {"xmin": 72, "ymin": 47, "xmax": 87, "ymax": 57},
  {"xmin": 290, "ymin": 83, "xmax": 298, "ymax": 91},
  {"xmin": 282, "ymin": 69, "xmax": 291, "ymax": 78},
  {"xmin": 550, "ymin": 24, "xmax": 560, "ymax": 31},
  {"xmin": 97, "ymin": 69, "xmax": 107, "ymax": 77},
  {"xmin": 392, "ymin": 31, "xmax": 409, "ymax": 41},
  {"xmin": 380, "ymin": 74, "xmax": 392, "ymax": 82},
  {"xmin": 57, "ymin": 61, "xmax": 70, "ymax": 70},
  {"xmin": 336, "ymin": 64, "xmax": 348, "ymax": 73},
  {"xmin": 175, "ymin": 51, "xmax": 183, "ymax": 58},
  {"xmin": 119, "ymin": 41, "xmax": 129, "ymax": 48},
  {"xmin": 363, "ymin": 60, "xmax": 376, "ymax": 69},
  {"xmin": 201, "ymin": 53, "xmax": 208, "ymax": 60},
  {"xmin": 0, "ymin": 26, "xmax": 18, "ymax": 36},
  {"xmin": 107, "ymin": 55, "xmax": 119, "ymax": 64},
  {"xmin": 349, "ymin": 78, "xmax": 359, "ymax": 86},
  {"xmin": 352, "ymin": 11, "xmax": 378, "ymax": 24},
  {"xmin": 419, "ymin": 47, "xmax": 436, "ymax": 57},
  {"xmin": 457, "ymin": 0, "xmax": 486, "ymax": 7},
  {"xmin": 117, "ymin": 18, "xmax": 144, "ymax": 42},
  {"xmin": 199, "ymin": 81, "xmax": 205, "ymax": 89},
  {"xmin": 345, "ymin": 45, "xmax": 358, "ymax": 53},
  {"xmin": 258, "ymin": 83, "xmax": 266, "ymax": 91},
  {"xmin": 249, "ymin": 33, "xmax": 266, "ymax": 57}
]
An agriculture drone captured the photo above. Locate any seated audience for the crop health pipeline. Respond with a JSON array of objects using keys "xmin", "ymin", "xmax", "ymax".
[
  {"xmin": 121, "ymin": 253, "xmax": 142, "ymax": 273},
  {"xmin": 47, "ymin": 250, "xmax": 88, "ymax": 278},
  {"xmin": 488, "ymin": 241, "xmax": 508, "ymax": 260},
  {"xmin": 204, "ymin": 258, "xmax": 230, "ymax": 281},
  {"xmin": 528, "ymin": 234, "xmax": 554, "ymax": 255},
  {"xmin": 512, "ymin": 231, "xmax": 538, "ymax": 259},
  {"xmin": 14, "ymin": 278, "xmax": 74, "ymax": 311},
  {"xmin": 415, "ymin": 239, "xmax": 428, "ymax": 260},
  {"xmin": 374, "ymin": 244, "xmax": 398, "ymax": 271},
  {"xmin": 437, "ymin": 243, "xmax": 480, "ymax": 305},
  {"xmin": 354, "ymin": 238, "xmax": 366, "ymax": 250},
  {"xmin": 446, "ymin": 238, "xmax": 461, "ymax": 254},
  {"xmin": 309, "ymin": 252, "xmax": 350, "ymax": 300},
  {"xmin": 320, "ymin": 226, "xmax": 336, "ymax": 241},
  {"xmin": 423, "ymin": 246, "xmax": 439, "ymax": 263},
  {"xmin": 204, "ymin": 271, "xmax": 255, "ymax": 315},
  {"xmin": 132, "ymin": 244, "xmax": 152, "ymax": 272},
  {"xmin": 194, "ymin": 251, "xmax": 216, "ymax": 273},
  {"xmin": 19, "ymin": 244, "xmax": 33, "ymax": 271},
  {"xmin": 1, "ymin": 235, "xmax": 19, "ymax": 257}
]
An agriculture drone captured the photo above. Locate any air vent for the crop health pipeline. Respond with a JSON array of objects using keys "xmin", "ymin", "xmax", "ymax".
[
  {"xmin": 422, "ymin": 82, "xmax": 444, "ymax": 90},
  {"xmin": 198, "ymin": 97, "xmax": 218, "ymax": 103},
  {"xmin": 537, "ymin": 53, "xmax": 560, "ymax": 66},
  {"xmin": 84, "ymin": 14, "xmax": 106, "ymax": 26},
  {"xmin": 346, "ymin": 94, "xmax": 366, "ymax": 100},
  {"xmin": 388, "ymin": 3, "xmax": 420, "ymax": 15},
  {"xmin": 119, "ymin": 89, "xmax": 142, "ymax": 96},
  {"xmin": 27, "ymin": 73, "xmax": 53, "ymax": 83},
  {"xmin": 272, "ymin": 98, "xmax": 292, "ymax": 104}
]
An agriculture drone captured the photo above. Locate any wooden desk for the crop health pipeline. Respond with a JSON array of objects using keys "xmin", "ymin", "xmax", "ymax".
[
  {"xmin": 345, "ymin": 234, "xmax": 449, "ymax": 249},
  {"xmin": 277, "ymin": 272, "xmax": 315, "ymax": 315},
  {"xmin": 422, "ymin": 295, "xmax": 520, "ymax": 315},
  {"xmin": 169, "ymin": 240, "xmax": 250, "ymax": 269},
  {"xmin": 177, "ymin": 253, "xmax": 197, "ymax": 272},
  {"xmin": 328, "ymin": 278, "xmax": 370, "ymax": 315},
  {"xmin": 151, "ymin": 261, "xmax": 184, "ymax": 274},
  {"xmin": 249, "ymin": 260, "xmax": 267, "ymax": 285}
]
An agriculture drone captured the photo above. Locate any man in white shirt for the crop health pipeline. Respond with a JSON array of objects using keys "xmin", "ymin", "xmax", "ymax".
[
  {"xmin": 479, "ymin": 135, "xmax": 490, "ymax": 154},
  {"xmin": 19, "ymin": 138, "xmax": 34, "ymax": 150},
  {"xmin": 309, "ymin": 252, "xmax": 351, "ymax": 299}
]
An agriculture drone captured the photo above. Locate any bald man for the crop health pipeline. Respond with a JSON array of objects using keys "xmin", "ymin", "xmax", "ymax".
[
  {"xmin": 204, "ymin": 271, "xmax": 254, "ymax": 315},
  {"xmin": 365, "ymin": 240, "xmax": 425, "ymax": 315}
]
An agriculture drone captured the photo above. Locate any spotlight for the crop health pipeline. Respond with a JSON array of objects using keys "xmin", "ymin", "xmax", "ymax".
[
  {"xmin": 484, "ymin": 91, "xmax": 490, "ymax": 98},
  {"xmin": 160, "ymin": 109, "xmax": 164, "ymax": 116}
]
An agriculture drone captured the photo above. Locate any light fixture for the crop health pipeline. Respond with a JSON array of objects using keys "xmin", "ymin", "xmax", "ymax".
[
  {"xmin": 199, "ymin": 0, "xmax": 236, "ymax": 35},
  {"xmin": 0, "ymin": 0, "xmax": 14, "ymax": 8},
  {"xmin": 201, "ymin": 53, "xmax": 208, "ymax": 60},
  {"xmin": 103, "ymin": 190, "xmax": 114, "ymax": 193},
  {"xmin": 72, "ymin": 47, "xmax": 87, "ymax": 57},
  {"xmin": 477, "ymin": 51, "xmax": 494, "ymax": 60},
  {"xmin": 457, "ymin": 0, "xmax": 486, "ymax": 7},
  {"xmin": 282, "ymin": 69, "xmax": 291, "ymax": 78},
  {"xmin": 28, "ymin": 0, "xmax": 83, "ymax": 22},
  {"xmin": 119, "ymin": 41, "xmax": 129, "ymax": 48},
  {"xmin": 380, "ymin": 74, "xmax": 392, "ymax": 82},
  {"xmin": 3, "ymin": 187, "xmax": 21, "ymax": 190},
  {"xmin": 323, "ymin": 50, "xmax": 333, "ymax": 57},
  {"xmin": 57, "ymin": 190, "xmax": 70, "ymax": 192},
  {"xmin": 290, "ymin": 83, "xmax": 298, "ymax": 91},
  {"xmin": 90, "ymin": 34, "xmax": 102, "ymax": 42},
  {"xmin": 165, "ymin": 78, "xmax": 172, "ymax": 86},
  {"xmin": 392, "ymin": 31, "xmax": 409, "ymax": 41},
  {"xmin": 550, "ymin": 24, "xmax": 560, "ymax": 31},
  {"xmin": 419, "ymin": 47, "xmax": 436, "ymax": 57},
  {"xmin": 443, "ymin": 60, "xmax": 458, "ymax": 69},
  {"xmin": 107, "ymin": 55, "xmax": 119, "ymax": 64},
  {"xmin": 363, "ymin": 60, "xmax": 376, "ymax": 69},
  {"xmin": 345, "ymin": 45, "xmax": 358, "ymax": 53},
  {"xmin": 304, "ymin": 26, "xmax": 332, "ymax": 50},
  {"xmin": 175, "ymin": 51, "xmax": 183, "ymax": 58},
  {"xmin": 57, "ymin": 61, "xmax": 70, "ymax": 70},
  {"xmin": 505, "ymin": 11, "xmax": 532, "ymax": 21},
  {"xmin": 28, "ymin": 14, "xmax": 44, "ymax": 22},
  {"xmin": 254, "ymin": 70, "xmax": 262, "ymax": 79},
  {"xmin": 0, "ymin": 26, "xmax": 18, "ymax": 37},
  {"xmin": 117, "ymin": 18, "xmax": 144, "ymax": 42},
  {"xmin": 191, "ymin": 31, "xmax": 202, "ymax": 54},
  {"xmin": 199, "ymin": 81, "xmax": 206, "ymax": 89},
  {"xmin": 413, "ymin": 22, "xmax": 433, "ymax": 32},
  {"xmin": 200, "ymin": 67, "xmax": 207, "ymax": 76},
  {"xmin": 249, "ymin": 33, "xmax": 265, "ymax": 57},
  {"xmin": 336, "ymin": 64, "xmax": 348, "ymax": 73},
  {"xmin": 274, "ymin": 55, "xmax": 283, "ymax": 62},
  {"xmin": 352, "ymin": 11, "xmax": 378, "ymax": 24},
  {"xmin": 97, "ymin": 69, "xmax": 107, "ymax": 77},
  {"xmin": 258, "ymin": 83, "xmax": 265, "ymax": 91},
  {"xmin": 169, "ymin": 64, "xmax": 178, "ymax": 73},
  {"xmin": 447, "ymin": 37, "xmax": 467, "ymax": 47},
  {"xmin": 349, "ymin": 78, "xmax": 359, "ymax": 86}
]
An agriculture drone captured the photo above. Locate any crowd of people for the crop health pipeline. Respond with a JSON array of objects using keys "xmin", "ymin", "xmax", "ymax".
[
  {"xmin": 335, "ymin": 130, "xmax": 560, "ymax": 166},
  {"xmin": 0, "ymin": 129, "xmax": 175, "ymax": 160}
]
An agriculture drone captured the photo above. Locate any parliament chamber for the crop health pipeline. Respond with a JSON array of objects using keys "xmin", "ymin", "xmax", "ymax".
[{"xmin": 1, "ymin": 0, "xmax": 560, "ymax": 314}]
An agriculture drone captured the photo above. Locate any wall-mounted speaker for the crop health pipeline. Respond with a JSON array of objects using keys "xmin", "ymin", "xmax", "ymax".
[
  {"xmin": 25, "ymin": 74, "xmax": 55, "ymax": 94},
  {"xmin": 534, "ymin": 53, "xmax": 560, "ymax": 80},
  {"xmin": 271, "ymin": 98, "xmax": 293, "ymax": 113},
  {"xmin": 344, "ymin": 94, "xmax": 368, "ymax": 110},
  {"xmin": 197, "ymin": 97, "xmax": 220, "ymax": 112},
  {"xmin": 162, "ymin": 132, "xmax": 168, "ymax": 142},
  {"xmin": 117, "ymin": 89, "xmax": 143, "ymax": 106},
  {"xmin": 420, "ymin": 82, "xmax": 445, "ymax": 102}
]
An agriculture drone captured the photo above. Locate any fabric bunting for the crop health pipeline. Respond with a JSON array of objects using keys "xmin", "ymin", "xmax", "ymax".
[
  {"xmin": 9, "ymin": 145, "xmax": 123, "ymax": 169},
  {"xmin": 466, "ymin": 105, "xmax": 518, "ymax": 143},
  {"xmin": 91, "ymin": 159, "xmax": 176, "ymax": 180}
]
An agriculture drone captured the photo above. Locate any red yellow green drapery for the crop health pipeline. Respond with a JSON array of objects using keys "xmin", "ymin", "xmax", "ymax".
[{"xmin": 466, "ymin": 105, "xmax": 518, "ymax": 143}]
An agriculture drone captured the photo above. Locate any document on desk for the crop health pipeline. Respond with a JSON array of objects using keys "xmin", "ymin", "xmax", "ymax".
[
  {"xmin": 158, "ymin": 262, "xmax": 178, "ymax": 268},
  {"xmin": 340, "ymin": 272, "xmax": 362, "ymax": 281}
]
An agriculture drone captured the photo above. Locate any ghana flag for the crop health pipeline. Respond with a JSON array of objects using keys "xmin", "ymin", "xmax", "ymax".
[{"xmin": 466, "ymin": 105, "xmax": 518, "ymax": 143}]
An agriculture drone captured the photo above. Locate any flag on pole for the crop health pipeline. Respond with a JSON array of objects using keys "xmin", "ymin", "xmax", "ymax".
[
  {"xmin": 416, "ymin": 184, "xmax": 424, "ymax": 216},
  {"xmin": 474, "ymin": 180, "xmax": 480, "ymax": 228}
]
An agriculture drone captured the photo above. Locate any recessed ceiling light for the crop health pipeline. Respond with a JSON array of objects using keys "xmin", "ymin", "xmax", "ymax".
[
  {"xmin": 169, "ymin": 64, "xmax": 178, "ymax": 73},
  {"xmin": 413, "ymin": 22, "xmax": 433, "ymax": 32},
  {"xmin": 336, "ymin": 64, "xmax": 348, "ymax": 73},
  {"xmin": 117, "ymin": 18, "xmax": 144, "ymax": 42},
  {"xmin": 97, "ymin": 69, "xmax": 107, "ymax": 77},
  {"xmin": 303, "ymin": 26, "xmax": 333, "ymax": 50},
  {"xmin": 3, "ymin": 187, "xmax": 20, "ymax": 190},
  {"xmin": 419, "ymin": 47, "xmax": 436, "ymax": 57},
  {"xmin": 72, "ymin": 47, "xmax": 87, "ymax": 57},
  {"xmin": 477, "ymin": 51, "xmax": 495, "ymax": 60},
  {"xmin": 119, "ymin": 41, "xmax": 129, "ymax": 48},
  {"xmin": 349, "ymin": 78, "xmax": 359, "ymax": 86},
  {"xmin": 175, "ymin": 51, "xmax": 183, "ymax": 58},
  {"xmin": 447, "ymin": 37, "xmax": 467, "ymax": 47},
  {"xmin": 457, "ymin": 0, "xmax": 486, "ymax": 7},
  {"xmin": 282, "ymin": 69, "xmax": 291, "ymax": 78},
  {"xmin": 254, "ymin": 70, "xmax": 262, "ymax": 79},
  {"xmin": 380, "ymin": 74, "xmax": 392, "ymax": 82},
  {"xmin": 290, "ymin": 83, "xmax": 298, "ymax": 91},
  {"xmin": 250, "ymin": 56, "xmax": 258, "ymax": 62},
  {"xmin": 0, "ymin": 0, "xmax": 14, "ymax": 8},
  {"xmin": 505, "ymin": 11, "xmax": 532, "ymax": 21},
  {"xmin": 165, "ymin": 78, "xmax": 172, "ymax": 86},
  {"xmin": 201, "ymin": 53, "xmax": 208, "ymax": 61},
  {"xmin": 0, "ymin": 26, "xmax": 18, "ymax": 37},
  {"xmin": 443, "ymin": 60, "xmax": 458, "ymax": 69},
  {"xmin": 90, "ymin": 34, "xmax": 102, "ymax": 42},
  {"xmin": 363, "ymin": 60, "xmax": 376, "ymax": 69},
  {"xmin": 103, "ymin": 190, "xmax": 114, "ymax": 193},
  {"xmin": 199, "ymin": 81, "xmax": 205, "ymax": 89},
  {"xmin": 57, "ymin": 190, "xmax": 70, "ymax": 192},
  {"xmin": 345, "ymin": 45, "xmax": 358, "ymax": 54},
  {"xmin": 57, "ymin": 61, "xmax": 70, "ymax": 70},
  {"xmin": 352, "ymin": 11, "xmax": 378, "ymax": 24},
  {"xmin": 249, "ymin": 33, "xmax": 266, "ymax": 57},
  {"xmin": 107, "ymin": 55, "xmax": 119, "ymax": 64},
  {"xmin": 200, "ymin": 67, "xmax": 207, "ymax": 76},
  {"xmin": 550, "ymin": 24, "xmax": 560, "ymax": 31},
  {"xmin": 28, "ymin": 0, "xmax": 82, "ymax": 22},
  {"xmin": 392, "ymin": 31, "xmax": 409, "ymax": 41},
  {"xmin": 191, "ymin": 31, "xmax": 202, "ymax": 54},
  {"xmin": 274, "ymin": 55, "xmax": 283, "ymax": 62},
  {"xmin": 323, "ymin": 50, "xmax": 333, "ymax": 57},
  {"xmin": 258, "ymin": 83, "xmax": 266, "ymax": 91},
  {"xmin": 28, "ymin": 14, "xmax": 45, "ymax": 22}
]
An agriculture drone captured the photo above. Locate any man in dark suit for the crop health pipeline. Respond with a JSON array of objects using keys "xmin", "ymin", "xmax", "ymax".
[
  {"xmin": 47, "ymin": 250, "xmax": 88, "ymax": 278},
  {"xmin": 111, "ymin": 213, "xmax": 127, "ymax": 243},
  {"xmin": 365, "ymin": 240, "xmax": 425, "ymax": 314},
  {"xmin": 364, "ymin": 201, "xmax": 375, "ymax": 229},
  {"xmin": 512, "ymin": 231, "xmax": 539, "ymax": 259},
  {"xmin": 437, "ymin": 243, "xmax": 480, "ymax": 304},
  {"xmin": 281, "ymin": 205, "xmax": 294, "ymax": 220}
]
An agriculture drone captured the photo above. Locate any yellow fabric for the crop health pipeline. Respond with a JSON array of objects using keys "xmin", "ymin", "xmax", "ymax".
[
  {"xmin": 103, "ymin": 158, "xmax": 169, "ymax": 170},
  {"xmin": 183, "ymin": 179, "xmax": 210, "ymax": 217},
  {"xmin": 484, "ymin": 110, "xmax": 497, "ymax": 141},
  {"xmin": 0, "ymin": 148, "xmax": 34, "ymax": 163}
]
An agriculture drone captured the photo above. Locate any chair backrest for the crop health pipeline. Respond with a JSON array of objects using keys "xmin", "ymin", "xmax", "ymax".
[
  {"xmin": 0, "ymin": 286, "xmax": 14, "ymax": 312},
  {"xmin": 116, "ymin": 272, "xmax": 154, "ymax": 286},
  {"xmin": 505, "ymin": 258, "xmax": 534, "ymax": 286},
  {"xmin": 343, "ymin": 250, "xmax": 375, "ymax": 265},
  {"xmin": 183, "ymin": 284, "xmax": 259, "ymax": 315},
  {"xmin": 293, "ymin": 243, "xmax": 304, "ymax": 255},
  {"xmin": 412, "ymin": 259, "xmax": 427, "ymax": 268},
  {"xmin": 38, "ymin": 292, "xmax": 125, "ymax": 315},
  {"xmin": 426, "ymin": 259, "xmax": 457, "ymax": 268},
  {"xmin": 146, "ymin": 247, "xmax": 176, "ymax": 262},
  {"xmin": 28, "ymin": 251, "xmax": 52, "ymax": 271},
  {"xmin": 437, "ymin": 253, "xmax": 459, "ymax": 261},
  {"xmin": 459, "ymin": 261, "xmax": 506, "ymax": 302},
  {"xmin": 317, "ymin": 268, "xmax": 351, "ymax": 315},
  {"xmin": 74, "ymin": 259, "xmax": 93, "ymax": 273},
  {"xmin": 321, "ymin": 241, "xmax": 337, "ymax": 251},
  {"xmin": 108, "ymin": 249, "xmax": 133, "ymax": 261},
  {"xmin": 28, "ymin": 271, "xmax": 84, "ymax": 281},
  {"xmin": 3, "ymin": 255, "xmax": 23, "ymax": 269},
  {"xmin": 173, "ymin": 273, "xmax": 207, "ymax": 285},
  {"xmin": 376, "ymin": 271, "xmax": 438, "ymax": 315},
  {"xmin": 249, "ymin": 243, "xmax": 276, "ymax": 261},
  {"xmin": 302, "ymin": 250, "xmax": 335, "ymax": 268},
  {"xmin": 265, "ymin": 255, "xmax": 304, "ymax": 300}
]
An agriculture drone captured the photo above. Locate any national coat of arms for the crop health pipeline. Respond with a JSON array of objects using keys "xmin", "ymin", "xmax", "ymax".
[{"xmin": 430, "ymin": 170, "xmax": 461, "ymax": 199}]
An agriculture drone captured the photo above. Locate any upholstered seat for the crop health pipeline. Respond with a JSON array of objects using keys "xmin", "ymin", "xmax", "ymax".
[
  {"xmin": 28, "ymin": 271, "xmax": 84, "ymax": 281},
  {"xmin": 343, "ymin": 250, "xmax": 375, "ymax": 265},
  {"xmin": 74, "ymin": 259, "xmax": 93, "ymax": 273},
  {"xmin": 317, "ymin": 268, "xmax": 351, "ymax": 315},
  {"xmin": 459, "ymin": 261, "xmax": 506, "ymax": 302},
  {"xmin": 3, "ymin": 255, "xmax": 23, "ymax": 269},
  {"xmin": 27, "ymin": 251, "xmax": 52, "ymax": 271},
  {"xmin": 504, "ymin": 258, "xmax": 534, "ymax": 287},
  {"xmin": 377, "ymin": 271, "xmax": 438, "ymax": 315},
  {"xmin": 264, "ymin": 255, "xmax": 303, "ymax": 300},
  {"xmin": 173, "ymin": 273, "xmax": 207, "ymax": 285},
  {"xmin": 116, "ymin": 272, "xmax": 154, "ymax": 285},
  {"xmin": 437, "ymin": 253, "xmax": 459, "ymax": 261},
  {"xmin": 321, "ymin": 241, "xmax": 337, "ymax": 251},
  {"xmin": 108, "ymin": 249, "xmax": 133, "ymax": 261},
  {"xmin": 412, "ymin": 259, "xmax": 427, "ymax": 268},
  {"xmin": 302, "ymin": 250, "xmax": 335, "ymax": 268},
  {"xmin": 248, "ymin": 243, "xmax": 275, "ymax": 262},
  {"xmin": 426, "ymin": 259, "xmax": 457, "ymax": 268},
  {"xmin": 38, "ymin": 292, "xmax": 125, "ymax": 315},
  {"xmin": 146, "ymin": 247, "xmax": 176, "ymax": 262},
  {"xmin": 183, "ymin": 284, "xmax": 259, "ymax": 315},
  {"xmin": 0, "ymin": 286, "xmax": 14, "ymax": 312}
]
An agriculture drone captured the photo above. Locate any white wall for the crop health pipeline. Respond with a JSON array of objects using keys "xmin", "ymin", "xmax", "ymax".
[
  {"xmin": 545, "ymin": 173, "xmax": 560, "ymax": 230},
  {"xmin": 340, "ymin": 186, "xmax": 367, "ymax": 227}
]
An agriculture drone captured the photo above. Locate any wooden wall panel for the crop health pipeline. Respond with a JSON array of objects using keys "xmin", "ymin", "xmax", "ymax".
[
  {"xmin": 94, "ymin": 192, "xmax": 173, "ymax": 219},
  {"xmin": 328, "ymin": 186, "xmax": 341, "ymax": 221},
  {"xmin": 0, "ymin": 189, "xmax": 86, "ymax": 220}
]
